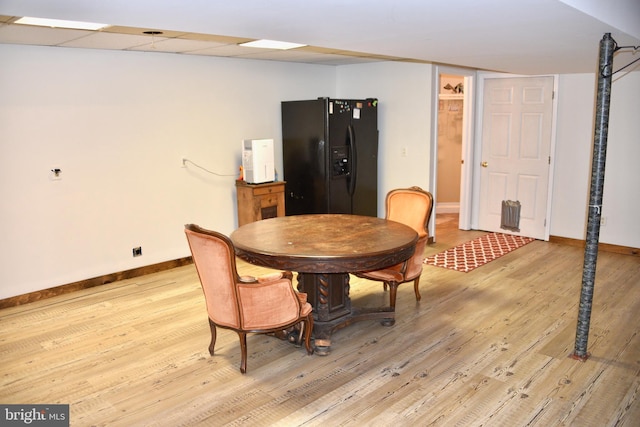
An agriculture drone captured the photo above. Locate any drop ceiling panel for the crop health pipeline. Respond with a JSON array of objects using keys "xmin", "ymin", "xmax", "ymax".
[
  {"xmin": 0, "ymin": 24, "xmax": 89, "ymax": 45},
  {"xmin": 60, "ymin": 32, "xmax": 160, "ymax": 50},
  {"xmin": 236, "ymin": 50, "xmax": 381, "ymax": 65},
  {"xmin": 127, "ymin": 37, "xmax": 227, "ymax": 53},
  {"xmin": 1, "ymin": 1, "xmax": 639, "ymax": 74},
  {"xmin": 187, "ymin": 44, "xmax": 278, "ymax": 57}
]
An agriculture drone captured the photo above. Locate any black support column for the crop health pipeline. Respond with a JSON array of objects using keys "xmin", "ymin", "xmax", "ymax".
[{"xmin": 571, "ymin": 33, "xmax": 616, "ymax": 361}]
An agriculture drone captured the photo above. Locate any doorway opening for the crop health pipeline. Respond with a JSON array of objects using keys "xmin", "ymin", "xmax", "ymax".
[
  {"xmin": 431, "ymin": 66, "xmax": 476, "ymax": 241},
  {"xmin": 437, "ymin": 74, "xmax": 464, "ymax": 215}
]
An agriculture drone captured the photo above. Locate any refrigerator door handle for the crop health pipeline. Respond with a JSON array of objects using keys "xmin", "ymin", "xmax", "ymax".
[{"xmin": 347, "ymin": 125, "xmax": 357, "ymax": 196}]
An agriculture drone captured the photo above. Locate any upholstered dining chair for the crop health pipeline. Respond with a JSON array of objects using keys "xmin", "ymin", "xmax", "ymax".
[
  {"xmin": 355, "ymin": 186, "xmax": 434, "ymax": 312},
  {"xmin": 184, "ymin": 224, "xmax": 314, "ymax": 373}
]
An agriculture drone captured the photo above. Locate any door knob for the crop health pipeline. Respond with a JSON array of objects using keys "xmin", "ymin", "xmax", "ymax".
[{"xmin": 481, "ymin": 161, "xmax": 488, "ymax": 168}]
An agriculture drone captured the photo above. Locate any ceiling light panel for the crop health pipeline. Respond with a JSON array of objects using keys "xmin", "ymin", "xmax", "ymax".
[
  {"xmin": 15, "ymin": 17, "xmax": 109, "ymax": 31},
  {"xmin": 239, "ymin": 39, "xmax": 306, "ymax": 50}
]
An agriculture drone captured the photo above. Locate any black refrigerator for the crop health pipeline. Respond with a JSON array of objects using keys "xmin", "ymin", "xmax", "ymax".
[{"xmin": 281, "ymin": 97, "xmax": 379, "ymax": 217}]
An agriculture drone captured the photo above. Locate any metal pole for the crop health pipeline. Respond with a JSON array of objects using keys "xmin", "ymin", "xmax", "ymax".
[{"xmin": 571, "ymin": 33, "xmax": 616, "ymax": 361}]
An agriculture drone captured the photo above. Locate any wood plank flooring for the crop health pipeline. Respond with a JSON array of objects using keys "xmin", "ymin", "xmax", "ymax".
[{"xmin": 1, "ymin": 214, "xmax": 639, "ymax": 426}]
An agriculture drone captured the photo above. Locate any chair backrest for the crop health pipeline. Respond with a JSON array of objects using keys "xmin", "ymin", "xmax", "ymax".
[
  {"xmin": 385, "ymin": 186, "xmax": 434, "ymax": 239},
  {"xmin": 184, "ymin": 224, "xmax": 241, "ymax": 329}
]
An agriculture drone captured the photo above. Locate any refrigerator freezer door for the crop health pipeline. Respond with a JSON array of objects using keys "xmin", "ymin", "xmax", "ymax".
[
  {"xmin": 350, "ymin": 100, "xmax": 378, "ymax": 217},
  {"xmin": 327, "ymin": 99, "xmax": 353, "ymax": 214},
  {"xmin": 282, "ymin": 99, "xmax": 328, "ymax": 215}
]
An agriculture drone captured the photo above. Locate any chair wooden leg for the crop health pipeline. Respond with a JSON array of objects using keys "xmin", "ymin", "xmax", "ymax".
[
  {"xmin": 304, "ymin": 314, "xmax": 314, "ymax": 355},
  {"xmin": 296, "ymin": 321, "xmax": 304, "ymax": 346},
  {"xmin": 208, "ymin": 318, "xmax": 217, "ymax": 355},
  {"xmin": 413, "ymin": 278, "xmax": 421, "ymax": 301},
  {"xmin": 238, "ymin": 332, "xmax": 248, "ymax": 374},
  {"xmin": 388, "ymin": 282, "xmax": 399, "ymax": 310}
]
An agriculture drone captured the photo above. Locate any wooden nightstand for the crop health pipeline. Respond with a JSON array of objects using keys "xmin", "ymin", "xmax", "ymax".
[{"xmin": 236, "ymin": 180, "xmax": 286, "ymax": 226}]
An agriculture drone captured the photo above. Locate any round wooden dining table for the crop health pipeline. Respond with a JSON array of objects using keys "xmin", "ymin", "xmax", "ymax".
[{"xmin": 230, "ymin": 214, "xmax": 418, "ymax": 354}]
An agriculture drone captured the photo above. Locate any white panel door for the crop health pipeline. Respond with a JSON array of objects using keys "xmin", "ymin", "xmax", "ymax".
[{"xmin": 478, "ymin": 76, "xmax": 554, "ymax": 240}]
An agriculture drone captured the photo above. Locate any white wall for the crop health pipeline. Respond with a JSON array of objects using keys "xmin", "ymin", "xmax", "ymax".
[
  {"xmin": 599, "ymin": 70, "xmax": 640, "ymax": 247},
  {"xmin": 0, "ymin": 43, "xmax": 637, "ymax": 301},
  {"xmin": 550, "ymin": 74, "xmax": 595, "ymax": 239},
  {"xmin": 337, "ymin": 62, "xmax": 433, "ymax": 215},
  {"xmin": 0, "ymin": 44, "xmax": 336, "ymax": 299},
  {"xmin": 551, "ymin": 71, "xmax": 640, "ymax": 247}
]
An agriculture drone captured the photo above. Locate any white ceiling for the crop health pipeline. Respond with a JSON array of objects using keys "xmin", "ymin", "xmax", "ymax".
[{"xmin": 0, "ymin": 0, "xmax": 639, "ymax": 74}]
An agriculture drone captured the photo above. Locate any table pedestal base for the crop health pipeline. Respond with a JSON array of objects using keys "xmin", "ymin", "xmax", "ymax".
[{"xmin": 297, "ymin": 272, "xmax": 395, "ymax": 355}]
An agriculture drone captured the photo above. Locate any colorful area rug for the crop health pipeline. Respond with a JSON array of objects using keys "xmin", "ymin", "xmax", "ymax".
[{"xmin": 423, "ymin": 232, "xmax": 535, "ymax": 273}]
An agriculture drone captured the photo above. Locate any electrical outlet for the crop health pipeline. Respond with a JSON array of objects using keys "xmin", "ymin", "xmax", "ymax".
[
  {"xmin": 600, "ymin": 216, "xmax": 607, "ymax": 226},
  {"xmin": 401, "ymin": 147, "xmax": 408, "ymax": 157},
  {"xmin": 132, "ymin": 246, "xmax": 142, "ymax": 257},
  {"xmin": 50, "ymin": 167, "xmax": 62, "ymax": 181}
]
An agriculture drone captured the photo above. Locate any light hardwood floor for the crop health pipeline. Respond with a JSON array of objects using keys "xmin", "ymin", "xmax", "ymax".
[{"xmin": 1, "ymin": 215, "xmax": 639, "ymax": 426}]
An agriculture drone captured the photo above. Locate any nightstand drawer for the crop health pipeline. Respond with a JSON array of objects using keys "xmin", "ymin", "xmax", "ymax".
[{"xmin": 253, "ymin": 186, "xmax": 282, "ymax": 196}]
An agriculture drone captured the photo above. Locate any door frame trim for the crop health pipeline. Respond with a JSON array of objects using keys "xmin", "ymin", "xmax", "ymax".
[{"xmin": 472, "ymin": 72, "xmax": 560, "ymax": 241}]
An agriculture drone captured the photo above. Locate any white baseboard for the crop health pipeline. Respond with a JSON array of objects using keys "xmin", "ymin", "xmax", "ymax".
[{"xmin": 436, "ymin": 202, "xmax": 460, "ymax": 214}]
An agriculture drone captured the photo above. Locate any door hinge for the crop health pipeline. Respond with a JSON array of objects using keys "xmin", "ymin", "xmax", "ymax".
[
  {"xmin": 552, "ymin": 91, "xmax": 555, "ymax": 100},
  {"xmin": 548, "ymin": 156, "xmax": 551, "ymax": 165}
]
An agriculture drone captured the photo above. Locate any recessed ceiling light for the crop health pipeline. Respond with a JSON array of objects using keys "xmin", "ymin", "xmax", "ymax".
[
  {"xmin": 239, "ymin": 39, "xmax": 306, "ymax": 50},
  {"xmin": 15, "ymin": 17, "xmax": 109, "ymax": 31}
]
